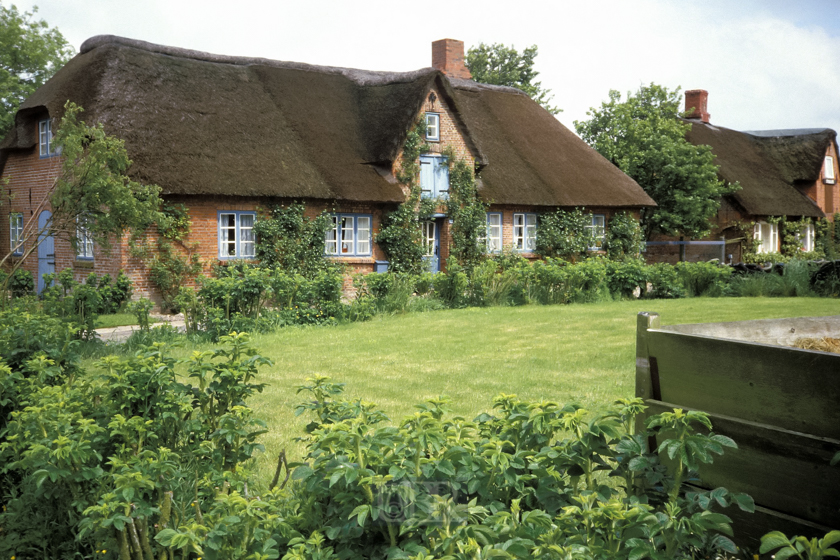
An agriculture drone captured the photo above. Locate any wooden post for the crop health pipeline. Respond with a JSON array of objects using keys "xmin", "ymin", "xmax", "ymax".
[
  {"xmin": 679, "ymin": 237, "xmax": 685, "ymax": 262},
  {"xmin": 720, "ymin": 236, "xmax": 726, "ymax": 263},
  {"xmin": 635, "ymin": 312, "xmax": 660, "ymax": 437}
]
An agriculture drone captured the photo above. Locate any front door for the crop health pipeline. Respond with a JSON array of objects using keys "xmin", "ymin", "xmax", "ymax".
[
  {"xmin": 422, "ymin": 220, "xmax": 440, "ymax": 273},
  {"xmin": 37, "ymin": 210, "xmax": 55, "ymax": 293}
]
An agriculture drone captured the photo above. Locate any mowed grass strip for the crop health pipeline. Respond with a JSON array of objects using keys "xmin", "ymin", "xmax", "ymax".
[{"xmin": 231, "ymin": 297, "xmax": 840, "ymax": 479}]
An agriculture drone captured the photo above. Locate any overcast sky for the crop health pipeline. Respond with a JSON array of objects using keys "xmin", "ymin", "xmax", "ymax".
[{"xmin": 17, "ymin": 0, "xmax": 840, "ymax": 135}]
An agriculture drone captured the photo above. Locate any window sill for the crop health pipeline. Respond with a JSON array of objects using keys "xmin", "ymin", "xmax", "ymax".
[
  {"xmin": 75, "ymin": 259, "xmax": 94, "ymax": 268},
  {"xmin": 326, "ymin": 256, "xmax": 375, "ymax": 264}
]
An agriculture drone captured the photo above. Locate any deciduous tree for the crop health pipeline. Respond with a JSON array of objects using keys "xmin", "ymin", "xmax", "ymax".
[
  {"xmin": 0, "ymin": 3, "xmax": 73, "ymax": 136},
  {"xmin": 575, "ymin": 84, "xmax": 738, "ymax": 239},
  {"xmin": 0, "ymin": 102, "xmax": 163, "ymax": 293},
  {"xmin": 466, "ymin": 43, "xmax": 560, "ymax": 114}
]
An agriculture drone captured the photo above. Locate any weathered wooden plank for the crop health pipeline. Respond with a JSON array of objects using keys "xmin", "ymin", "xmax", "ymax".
[
  {"xmin": 646, "ymin": 330, "xmax": 840, "ymax": 439},
  {"xmin": 645, "ymin": 400, "xmax": 840, "ymax": 528}
]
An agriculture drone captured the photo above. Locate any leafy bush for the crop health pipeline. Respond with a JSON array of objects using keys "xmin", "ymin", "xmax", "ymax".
[
  {"xmin": 253, "ymin": 202, "xmax": 336, "ymax": 275},
  {"xmin": 646, "ymin": 262, "xmax": 686, "ymax": 299},
  {"xmin": 604, "ymin": 211, "xmax": 645, "ymax": 260},
  {"xmin": 675, "ymin": 261, "xmax": 732, "ymax": 297},
  {"xmin": 605, "ymin": 258, "xmax": 648, "ymax": 299},
  {"xmin": 8, "ymin": 267, "xmax": 34, "ymax": 297},
  {"xmin": 535, "ymin": 208, "xmax": 595, "ymax": 261},
  {"xmin": 289, "ymin": 377, "xmax": 754, "ymax": 560},
  {"xmin": 0, "ymin": 329, "xmax": 274, "ymax": 559},
  {"xmin": 528, "ymin": 257, "xmax": 608, "ymax": 305}
]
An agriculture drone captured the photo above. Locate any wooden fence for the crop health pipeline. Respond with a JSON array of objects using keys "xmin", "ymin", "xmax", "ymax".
[{"xmin": 635, "ymin": 312, "xmax": 840, "ymax": 550}]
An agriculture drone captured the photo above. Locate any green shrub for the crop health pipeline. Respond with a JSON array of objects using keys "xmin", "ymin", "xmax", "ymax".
[
  {"xmin": 434, "ymin": 259, "xmax": 469, "ymax": 307},
  {"xmin": 0, "ymin": 330, "xmax": 273, "ymax": 558},
  {"xmin": 646, "ymin": 262, "xmax": 685, "ymax": 299},
  {"xmin": 675, "ymin": 261, "xmax": 732, "ymax": 297},
  {"xmin": 8, "ymin": 267, "xmax": 34, "ymax": 297},
  {"xmin": 535, "ymin": 208, "xmax": 594, "ymax": 261},
  {"xmin": 604, "ymin": 211, "xmax": 645, "ymax": 260},
  {"xmin": 289, "ymin": 378, "xmax": 753, "ymax": 560},
  {"xmin": 605, "ymin": 258, "xmax": 648, "ymax": 299}
]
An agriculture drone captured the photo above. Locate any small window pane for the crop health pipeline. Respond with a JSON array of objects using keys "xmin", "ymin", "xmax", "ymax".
[
  {"xmin": 340, "ymin": 216, "xmax": 354, "ymax": 254},
  {"xmin": 426, "ymin": 113, "xmax": 440, "ymax": 141},
  {"xmin": 325, "ymin": 216, "xmax": 338, "ymax": 255},
  {"xmin": 826, "ymin": 156, "xmax": 836, "ymax": 181},
  {"xmin": 357, "ymin": 217, "xmax": 370, "ymax": 255}
]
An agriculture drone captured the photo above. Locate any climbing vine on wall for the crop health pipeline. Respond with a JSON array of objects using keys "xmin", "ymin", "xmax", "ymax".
[
  {"xmin": 535, "ymin": 208, "xmax": 594, "ymax": 262},
  {"xmin": 376, "ymin": 120, "xmax": 434, "ymax": 274},
  {"xmin": 253, "ymin": 202, "xmax": 337, "ymax": 276},
  {"xmin": 445, "ymin": 156, "xmax": 488, "ymax": 271},
  {"xmin": 130, "ymin": 203, "xmax": 202, "ymax": 311}
]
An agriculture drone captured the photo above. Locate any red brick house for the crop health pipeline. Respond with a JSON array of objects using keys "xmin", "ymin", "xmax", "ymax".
[
  {"xmin": 647, "ymin": 89, "xmax": 837, "ymax": 263},
  {"xmin": 0, "ymin": 36, "xmax": 654, "ymax": 300}
]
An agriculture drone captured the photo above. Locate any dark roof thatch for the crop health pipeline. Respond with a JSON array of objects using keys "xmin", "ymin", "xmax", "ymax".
[
  {"xmin": 684, "ymin": 120, "xmax": 834, "ymax": 218},
  {"xmin": 1, "ymin": 35, "xmax": 654, "ymax": 208}
]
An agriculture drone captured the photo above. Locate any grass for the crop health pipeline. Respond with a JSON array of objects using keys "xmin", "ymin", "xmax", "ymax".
[
  {"xmin": 89, "ymin": 297, "xmax": 840, "ymax": 482},
  {"xmin": 96, "ymin": 313, "xmax": 159, "ymax": 328}
]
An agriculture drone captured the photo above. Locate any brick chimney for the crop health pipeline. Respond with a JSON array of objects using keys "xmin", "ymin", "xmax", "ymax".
[
  {"xmin": 432, "ymin": 39, "xmax": 472, "ymax": 80},
  {"xmin": 684, "ymin": 89, "xmax": 710, "ymax": 123}
]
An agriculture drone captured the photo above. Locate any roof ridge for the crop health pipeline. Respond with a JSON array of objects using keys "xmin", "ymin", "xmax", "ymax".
[{"xmin": 79, "ymin": 34, "xmax": 438, "ymax": 86}]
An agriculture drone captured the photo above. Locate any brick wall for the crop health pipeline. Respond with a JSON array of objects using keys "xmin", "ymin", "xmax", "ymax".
[{"xmin": 1, "ymin": 144, "xmax": 125, "ymax": 286}]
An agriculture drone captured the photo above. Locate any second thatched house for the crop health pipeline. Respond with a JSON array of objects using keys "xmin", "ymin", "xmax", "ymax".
[{"xmin": 647, "ymin": 89, "xmax": 838, "ymax": 263}]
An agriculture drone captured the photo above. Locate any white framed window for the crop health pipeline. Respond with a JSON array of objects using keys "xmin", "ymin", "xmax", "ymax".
[
  {"xmin": 753, "ymin": 221, "xmax": 779, "ymax": 254},
  {"xmin": 513, "ymin": 213, "xmax": 537, "ymax": 252},
  {"xmin": 39, "ymin": 119, "xmax": 58, "ymax": 157},
  {"xmin": 796, "ymin": 223, "xmax": 815, "ymax": 252},
  {"xmin": 486, "ymin": 213, "xmax": 502, "ymax": 252},
  {"xmin": 325, "ymin": 214, "xmax": 372, "ymax": 257},
  {"xmin": 218, "ymin": 211, "xmax": 256, "ymax": 259},
  {"xmin": 421, "ymin": 221, "xmax": 436, "ymax": 256},
  {"xmin": 9, "ymin": 213, "xmax": 23, "ymax": 256},
  {"xmin": 586, "ymin": 214, "xmax": 606, "ymax": 250},
  {"xmin": 425, "ymin": 113, "xmax": 440, "ymax": 142},
  {"xmin": 419, "ymin": 155, "xmax": 449, "ymax": 199},
  {"xmin": 76, "ymin": 220, "xmax": 94, "ymax": 260},
  {"xmin": 825, "ymin": 156, "xmax": 836, "ymax": 185}
]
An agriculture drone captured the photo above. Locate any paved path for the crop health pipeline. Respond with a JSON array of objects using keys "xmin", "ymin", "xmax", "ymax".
[{"xmin": 96, "ymin": 315, "xmax": 186, "ymax": 342}]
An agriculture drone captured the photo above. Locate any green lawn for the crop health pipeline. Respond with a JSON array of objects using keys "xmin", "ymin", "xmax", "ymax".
[
  {"xmin": 95, "ymin": 298, "xmax": 840, "ymax": 481},
  {"xmin": 96, "ymin": 313, "xmax": 159, "ymax": 328},
  {"xmin": 217, "ymin": 297, "xmax": 836, "ymax": 479}
]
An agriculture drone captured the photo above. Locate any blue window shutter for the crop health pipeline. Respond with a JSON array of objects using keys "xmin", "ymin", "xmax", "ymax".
[
  {"xmin": 420, "ymin": 156, "xmax": 434, "ymax": 198},
  {"xmin": 436, "ymin": 158, "xmax": 449, "ymax": 198}
]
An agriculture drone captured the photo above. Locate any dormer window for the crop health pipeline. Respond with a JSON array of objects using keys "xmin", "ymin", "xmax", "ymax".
[
  {"xmin": 39, "ymin": 119, "xmax": 57, "ymax": 157},
  {"xmin": 425, "ymin": 113, "xmax": 440, "ymax": 142},
  {"xmin": 825, "ymin": 156, "xmax": 836, "ymax": 185}
]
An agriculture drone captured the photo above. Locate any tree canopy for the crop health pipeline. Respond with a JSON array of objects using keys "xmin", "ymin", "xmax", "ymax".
[
  {"xmin": 466, "ymin": 43, "xmax": 560, "ymax": 115},
  {"xmin": 0, "ymin": 3, "xmax": 73, "ymax": 136},
  {"xmin": 574, "ymin": 84, "xmax": 738, "ymax": 239}
]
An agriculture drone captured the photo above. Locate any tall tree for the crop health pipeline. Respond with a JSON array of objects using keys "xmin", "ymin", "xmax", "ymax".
[
  {"xmin": 466, "ymin": 43, "xmax": 561, "ymax": 115},
  {"xmin": 0, "ymin": 3, "xmax": 74, "ymax": 136},
  {"xmin": 575, "ymin": 84, "xmax": 738, "ymax": 239}
]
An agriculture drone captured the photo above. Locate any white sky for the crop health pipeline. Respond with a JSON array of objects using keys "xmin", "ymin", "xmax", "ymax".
[{"xmin": 16, "ymin": 0, "xmax": 840, "ymax": 135}]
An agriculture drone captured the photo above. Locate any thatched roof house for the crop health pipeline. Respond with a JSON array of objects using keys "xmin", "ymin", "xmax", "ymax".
[
  {"xmin": 1, "ymin": 36, "xmax": 654, "ymax": 298},
  {"xmin": 676, "ymin": 90, "xmax": 839, "ymax": 258}
]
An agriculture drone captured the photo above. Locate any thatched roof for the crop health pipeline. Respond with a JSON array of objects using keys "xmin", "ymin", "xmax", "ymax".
[
  {"xmin": 684, "ymin": 120, "xmax": 833, "ymax": 218},
  {"xmin": 1, "ymin": 35, "xmax": 654, "ymax": 208}
]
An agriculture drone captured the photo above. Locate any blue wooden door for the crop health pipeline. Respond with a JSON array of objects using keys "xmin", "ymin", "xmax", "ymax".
[
  {"xmin": 37, "ymin": 210, "xmax": 55, "ymax": 293},
  {"xmin": 422, "ymin": 220, "xmax": 440, "ymax": 273}
]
